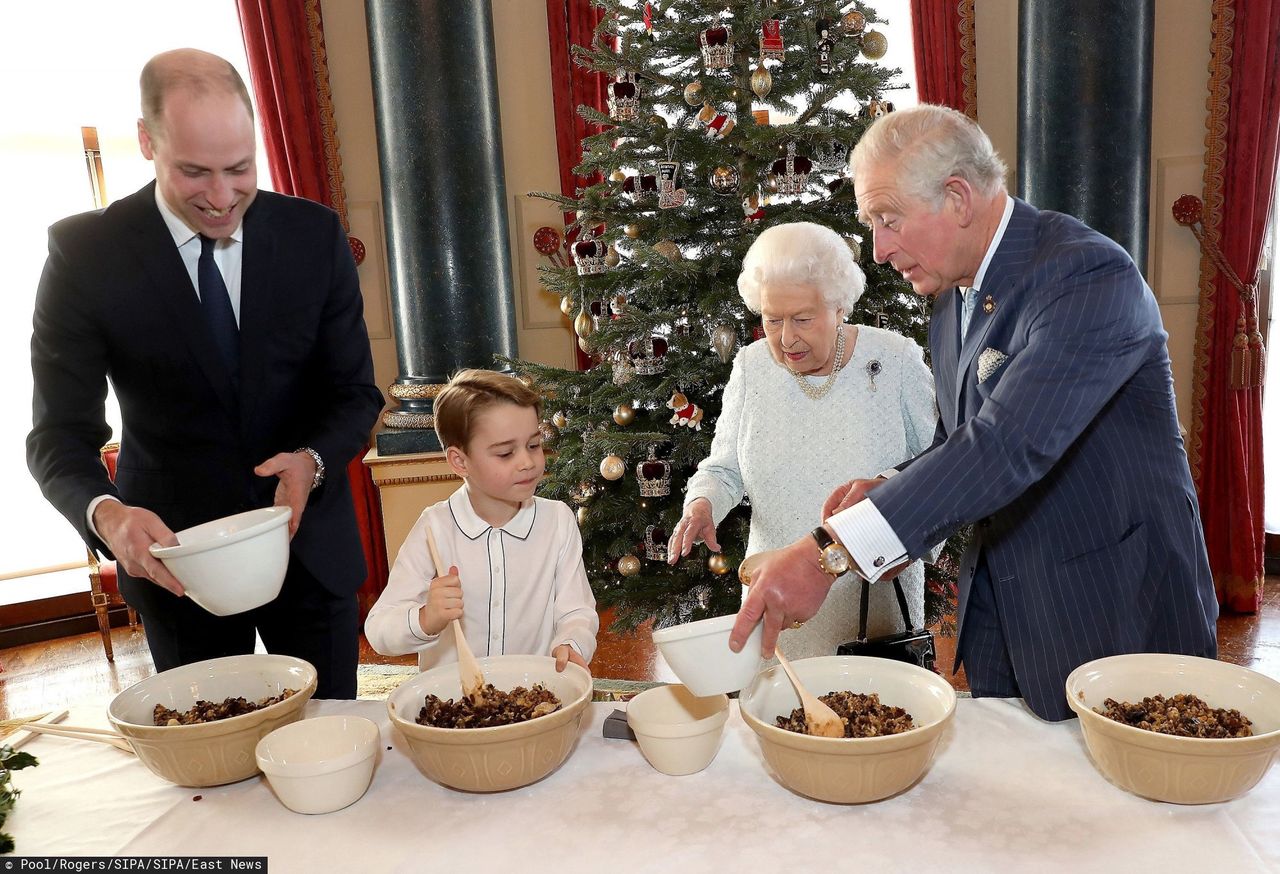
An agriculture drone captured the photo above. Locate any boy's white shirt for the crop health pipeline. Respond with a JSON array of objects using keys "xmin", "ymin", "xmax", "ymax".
[{"xmin": 364, "ymin": 483, "xmax": 599, "ymax": 671}]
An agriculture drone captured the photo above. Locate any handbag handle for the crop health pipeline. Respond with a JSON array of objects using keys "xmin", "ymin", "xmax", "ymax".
[{"xmin": 855, "ymin": 572, "xmax": 920, "ymax": 643}]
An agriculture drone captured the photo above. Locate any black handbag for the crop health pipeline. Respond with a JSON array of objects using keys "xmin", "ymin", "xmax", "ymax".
[{"xmin": 836, "ymin": 575, "xmax": 937, "ymax": 672}]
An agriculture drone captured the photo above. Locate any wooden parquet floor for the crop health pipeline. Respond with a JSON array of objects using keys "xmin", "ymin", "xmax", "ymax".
[{"xmin": 1, "ymin": 577, "xmax": 1276, "ymax": 722}]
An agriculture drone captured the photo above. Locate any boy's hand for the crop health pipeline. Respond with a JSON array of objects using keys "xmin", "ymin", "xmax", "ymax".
[
  {"xmin": 418, "ymin": 565, "xmax": 462, "ymax": 637},
  {"xmin": 553, "ymin": 644, "xmax": 588, "ymax": 672}
]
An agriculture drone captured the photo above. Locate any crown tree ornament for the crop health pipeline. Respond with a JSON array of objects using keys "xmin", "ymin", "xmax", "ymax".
[{"xmin": 511, "ymin": 1, "xmax": 960, "ymax": 632}]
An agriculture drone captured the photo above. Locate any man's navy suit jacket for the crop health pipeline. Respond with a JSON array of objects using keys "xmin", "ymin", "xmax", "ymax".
[
  {"xmin": 28, "ymin": 182, "xmax": 384, "ymax": 603},
  {"xmin": 872, "ymin": 198, "xmax": 1218, "ymax": 721}
]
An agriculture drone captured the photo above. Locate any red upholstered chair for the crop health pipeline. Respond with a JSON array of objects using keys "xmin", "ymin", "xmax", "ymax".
[{"xmin": 87, "ymin": 442, "xmax": 139, "ymax": 661}]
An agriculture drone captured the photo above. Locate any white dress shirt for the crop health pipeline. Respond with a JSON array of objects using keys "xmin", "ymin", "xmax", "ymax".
[
  {"xmin": 364, "ymin": 484, "xmax": 599, "ymax": 671},
  {"xmin": 829, "ymin": 194, "xmax": 1015, "ymax": 581},
  {"xmin": 85, "ymin": 189, "xmax": 246, "ymax": 536}
]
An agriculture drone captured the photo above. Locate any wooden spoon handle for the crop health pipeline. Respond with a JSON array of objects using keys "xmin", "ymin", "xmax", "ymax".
[{"xmin": 424, "ymin": 524, "xmax": 486, "ymax": 698}]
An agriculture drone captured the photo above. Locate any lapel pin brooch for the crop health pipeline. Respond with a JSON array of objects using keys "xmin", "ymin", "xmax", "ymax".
[{"xmin": 983, "ymin": 294, "xmax": 996, "ymax": 315}]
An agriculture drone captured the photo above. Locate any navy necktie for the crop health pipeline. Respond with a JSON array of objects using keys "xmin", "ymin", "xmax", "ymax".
[{"xmin": 198, "ymin": 235, "xmax": 239, "ymax": 384}]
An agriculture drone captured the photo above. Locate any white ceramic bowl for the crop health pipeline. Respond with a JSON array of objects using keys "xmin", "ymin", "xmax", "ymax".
[
  {"xmin": 1066, "ymin": 653, "xmax": 1280, "ymax": 804},
  {"xmin": 626, "ymin": 684, "xmax": 729, "ymax": 776},
  {"xmin": 256, "ymin": 715, "xmax": 379, "ymax": 814},
  {"xmin": 739, "ymin": 655, "xmax": 956, "ymax": 803},
  {"xmin": 108, "ymin": 654, "xmax": 317, "ymax": 787},
  {"xmin": 387, "ymin": 655, "xmax": 592, "ymax": 792},
  {"xmin": 651, "ymin": 613, "xmax": 764, "ymax": 697},
  {"xmin": 150, "ymin": 507, "xmax": 291, "ymax": 616}
]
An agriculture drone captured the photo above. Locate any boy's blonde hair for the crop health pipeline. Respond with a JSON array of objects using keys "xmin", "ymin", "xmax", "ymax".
[{"xmin": 433, "ymin": 369, "xmax": 542, "ymax": 451}]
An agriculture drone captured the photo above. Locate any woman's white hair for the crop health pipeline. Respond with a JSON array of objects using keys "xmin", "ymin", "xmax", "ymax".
[
  {"xmin": 737, "ymin": 222, "xmax": 866, "ymax": 314},
  {"xmin": 850, "ymin": 104, "xmax": 1008, "ymax": 208}
]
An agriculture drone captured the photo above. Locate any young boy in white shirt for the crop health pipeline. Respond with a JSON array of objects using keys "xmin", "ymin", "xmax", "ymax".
[{"xmin": 365, "ymin": 369, "xmax": 598, "ymax": 672}]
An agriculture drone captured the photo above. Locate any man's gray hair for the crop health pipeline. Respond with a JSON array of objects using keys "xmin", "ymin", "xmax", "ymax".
[
  {"xmin": 737, "ymin": 222, "xmax": 866, "ymax": 314},
  {"xmin": 850, "ymin": 104, "xmax": 1008, "ymax": 208}
]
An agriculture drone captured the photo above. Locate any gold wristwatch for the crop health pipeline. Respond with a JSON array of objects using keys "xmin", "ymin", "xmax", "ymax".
[{"xmin": 811, "ymin": 526, "xmax": 852, "ymax": 577}]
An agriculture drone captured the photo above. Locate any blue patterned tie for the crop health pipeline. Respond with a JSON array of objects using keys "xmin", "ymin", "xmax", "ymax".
[
  {"xmin": 198, "ymin": 235, "xmax": 239, "ymax": 385},
  {"xmin": 959, "ymin": 286, "xmax": 978, "ymax": 339}
]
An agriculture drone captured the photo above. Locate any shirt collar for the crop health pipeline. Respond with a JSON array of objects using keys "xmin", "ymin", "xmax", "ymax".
[
  {"xmin": 447, "ymin": 483, "xmax": 536, "ymax": 541},
  {"xmin": 153, "ymin": 184, "xmax": 244, "ymax": 248},
  {"xmin": 967, "ymin": 193, "xmax": 1015, "ymax": 296}
]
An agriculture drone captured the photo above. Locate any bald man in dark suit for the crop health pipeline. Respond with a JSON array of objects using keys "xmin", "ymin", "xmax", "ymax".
[{"xmin": 27, "ymin": 49, "xmax": 384, "ymax": 698}]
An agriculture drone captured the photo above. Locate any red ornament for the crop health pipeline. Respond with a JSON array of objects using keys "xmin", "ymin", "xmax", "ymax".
[
  {"xmin": 347, "ymin": 235, "xmax": 366, "ymax": 266},
  {"xmin": 533, "ymin": 226, "xmax": 562, "ymax": 256},
  {"xmin": 1172, "ymin": 194, "xmax": 1203, "ymax": 227}
]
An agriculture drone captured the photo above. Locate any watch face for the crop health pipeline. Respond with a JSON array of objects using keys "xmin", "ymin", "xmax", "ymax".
[{"xmin": 822, "ymin": 545, "xmax": 851, "ymax": 576}]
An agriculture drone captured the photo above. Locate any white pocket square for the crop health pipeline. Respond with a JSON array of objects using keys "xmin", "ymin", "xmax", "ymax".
[{"xmin": 977, "ymin": 348, "xmax": 1008, "ymax": 384}]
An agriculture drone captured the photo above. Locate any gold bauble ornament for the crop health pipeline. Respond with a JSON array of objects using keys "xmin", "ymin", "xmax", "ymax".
[
  {"xmin": 599, "ymin": 454, "xmax": 626, "ymax": 481},
  {"xmin": 625, "ymin": 223, "xmax": 641, "ymax": 239},
  {"xmin": 861, "ymin": 30, "xmax": 888, "ymax": 60},
  {"xmin": 654, "ymin": 240, "xmax": 683, "ymax": 262},
  {"xmin": 538, "ymin": 420, "xmax": 559, "ymax": 442},
  {"xmin": 559, "ymin": 295, "xmax": 574, "ymax": 316},
  {"xmin": 613, "ymin": 402, "xmax": 635, "ymax": 426},
  {"xmin": 578, "ymin": 335, "xmax": 592, "ymax": 353},
  {"xmin": 573, "ymin": 309, "xmax": 594, "ymax": 339},
  {"xmin": 618, "ymin": 554, "xmax": 641, "ymax": 576},
  {"xmin": 648, "ymin": 114, "xmax": 669, "ymax": 130},
  {"xmin": 842, "ymin": 10, "xmax": 866, "ymax": 36},
  {"xmin": 605, "ymin": 245, "xmax": 620, "ymax": 267},
  {"xmin": 750, "ymin": 63, "xmax": 773, "ymax": 99},
  {"xmin": 610, "ymin": 169, "xmax": 627, "ymax": 182},
  {"xmin": 516, "ymin": 373, "xmax": 535, "ymax": 387},
  {"xmin": 683, "ymin": 80, "xmax": 704, "ymax": 106},
  {"xmin": 577, "ymin": 506, "xmax": 590, "ymax": 525},
  {"xmin": 711, "ymin": 324, "xmax": 737, "ymax": 364},
  {"xmin": 708, "ymin": 553, "xmax": 731, "ymax": 575},
  {"xmin": 552, "ymin": 411, "xmax": 568, "ymax": 429}
]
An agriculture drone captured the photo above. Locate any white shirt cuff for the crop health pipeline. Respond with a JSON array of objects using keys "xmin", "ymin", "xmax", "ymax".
[
  {"xmin": 86, "ymin": 495, "xmax": 122, "ymax": 541},
  {"xmin": 877, "ymin": 468, "xmax": 900, "ymax": 480},
  {"xmin": 827, "ymin": 497, "xmax": 908, "ymax": 584},
  {"xmin": 409, "ymin": 606, "xmax": 440, "ymax": 644}
]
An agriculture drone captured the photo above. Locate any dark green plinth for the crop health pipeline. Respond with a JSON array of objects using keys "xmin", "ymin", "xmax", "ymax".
[{"xmin": 375, "ymin": 428, "xmax": 442, "ymax": 456}]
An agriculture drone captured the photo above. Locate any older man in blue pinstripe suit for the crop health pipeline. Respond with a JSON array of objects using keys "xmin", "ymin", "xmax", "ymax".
[{"xmin": 731, "ymin": 105, "xmax": 1218, "ymax": 721}]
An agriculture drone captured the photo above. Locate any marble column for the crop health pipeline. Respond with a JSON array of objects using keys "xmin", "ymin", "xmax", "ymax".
[
  {"xmin": 1018, "ymin": 0, "xmax": 1153, "ymax": 275},
  {"xmin": 366, "ymin": 0, "xmax": 518, "ymax": 454}
]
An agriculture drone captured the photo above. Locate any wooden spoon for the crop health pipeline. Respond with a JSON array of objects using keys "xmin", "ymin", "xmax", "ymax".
[
  {"xmin": 423, "ymin": 525, "xmax": 487, "ymax": 702},
  {"xmin": 14, "ymin": 721, "xmax": 135, "ymax": 753},
  {"xmin": 774, "ymin": 649, "xmax": 845, "ymax": 738}
]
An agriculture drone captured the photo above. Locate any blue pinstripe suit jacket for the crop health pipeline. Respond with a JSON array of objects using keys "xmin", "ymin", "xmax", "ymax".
[{"xmin": 870, "ymin": 198, "xmax": 1218, "ymax": 721}]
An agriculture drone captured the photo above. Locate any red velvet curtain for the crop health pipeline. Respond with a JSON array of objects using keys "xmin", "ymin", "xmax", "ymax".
[
  {"xmin": 1188, "ymin": 0, "xmax": 1280, "ymax": 612},
  {"xmin": 909, "ymin": 0, "xmax": 977, "ymax": 116},
  {"xmin": 237, "ymin": 0, "xmax": 390, "ymax": 617},
  {"xmin": 546, "ymin": 0, "xmax": 610, "ymax": 371}
]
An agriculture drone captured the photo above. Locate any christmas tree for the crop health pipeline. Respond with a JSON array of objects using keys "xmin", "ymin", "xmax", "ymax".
[{"xmin": 513, "ymin": 0, "xmax": 958, "ymax": 631}]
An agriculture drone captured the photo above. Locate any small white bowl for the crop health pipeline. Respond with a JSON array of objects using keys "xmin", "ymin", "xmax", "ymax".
[
  {"xmin": 626, "ymin": 684, "xmax": 729, "ymax": 776},
  {"xmin": 150, "ymin": 507, "xmax": 291, "ymax": 616},
  {"xmin": 255, "ymin": 715, "xmax": 379, "ymax": 814},
  {"xmin": 651, "ymin": 614, "xmax": 763, "ymax": 697},
  {"xmin": 1066, "ymin": 653, "xmax": 1280, "ymax": 804}
]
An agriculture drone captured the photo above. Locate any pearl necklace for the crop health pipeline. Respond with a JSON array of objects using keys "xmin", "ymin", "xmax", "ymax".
[{"xmin": 789, "ymin": 326, "xmax": 847, "ymax": 400}]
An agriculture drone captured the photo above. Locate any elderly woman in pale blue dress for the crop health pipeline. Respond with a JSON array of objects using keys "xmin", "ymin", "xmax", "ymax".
[{"xmin": 669, "ymin": 222, "xmax": 939, "ymax": 660}]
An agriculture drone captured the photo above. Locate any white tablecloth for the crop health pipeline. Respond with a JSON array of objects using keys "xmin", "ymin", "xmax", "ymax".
[{"xmin": 8, "ymin": 698, "xmax": 1278, "ymax": 872}]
